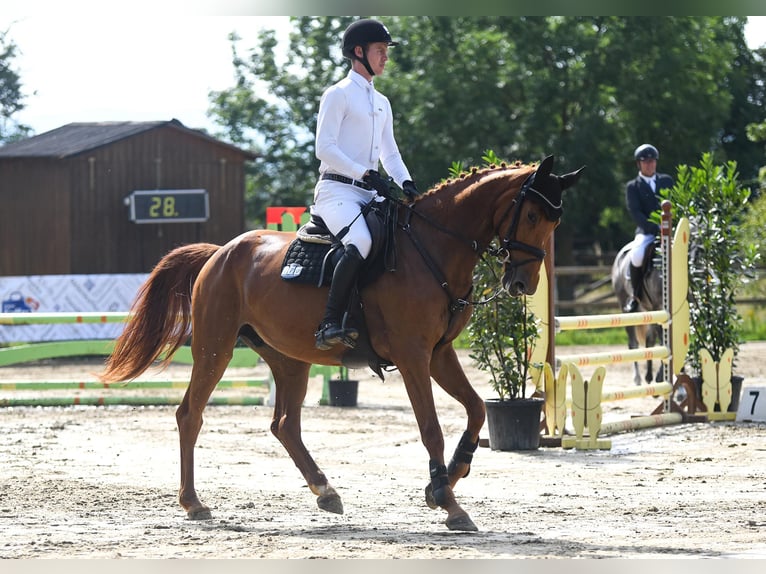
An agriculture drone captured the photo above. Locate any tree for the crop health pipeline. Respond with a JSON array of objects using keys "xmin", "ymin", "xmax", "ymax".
[
  {"xmin": 0, "ymin": 27, "xmax": 31, "ymax": 143},
  {"xmin": 208, "ymin": 17, "xmax": 354, "ymax": 226},
  {"xmin": 207, "ymin": 16, "xmax": 764, "ymax": 264}
]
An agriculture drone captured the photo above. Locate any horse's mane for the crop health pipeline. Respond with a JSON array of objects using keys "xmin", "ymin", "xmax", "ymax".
[{"xmin": 414, "ymin": 160, "xmax": 534, "ymax": 203}]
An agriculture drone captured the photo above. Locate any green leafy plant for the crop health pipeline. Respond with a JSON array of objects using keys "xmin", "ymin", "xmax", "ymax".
[
  {"xmin": 467, "ymin": 253, "xmax": 539, "ymax": 401},
  {"xmin": 659, "ymin": 153, "xmax": 760, "ymax": 374}
]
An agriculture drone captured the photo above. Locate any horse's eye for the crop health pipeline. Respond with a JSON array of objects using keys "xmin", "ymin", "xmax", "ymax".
[{"xmin": 527, "ymin": 210, "xmax": 538, "ymax": 225}]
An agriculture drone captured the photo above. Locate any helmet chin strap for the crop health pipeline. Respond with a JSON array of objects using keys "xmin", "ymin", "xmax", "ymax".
[{"xmin": 357, "ymin": 46, "xmax": 376, "ymax": 77}]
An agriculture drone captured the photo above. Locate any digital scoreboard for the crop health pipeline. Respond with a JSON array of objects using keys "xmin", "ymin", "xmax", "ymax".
[{"xmin": 128, "ymin": 189, "xmax": 209, "ymax": 223}]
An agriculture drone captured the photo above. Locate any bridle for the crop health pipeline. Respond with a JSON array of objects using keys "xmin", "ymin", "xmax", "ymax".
[
  {"xmin": 490, "ymin": 171, "xmax": 563, "ymax": 269},
  {"xmin": 397, "ymin": 169, "xmax": 562, "ymax": 311}
]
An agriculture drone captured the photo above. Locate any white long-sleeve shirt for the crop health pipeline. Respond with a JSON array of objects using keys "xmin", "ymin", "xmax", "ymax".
[{"xmin": 315, "ymin": 70, "xmax": 411, "ymax": 187}]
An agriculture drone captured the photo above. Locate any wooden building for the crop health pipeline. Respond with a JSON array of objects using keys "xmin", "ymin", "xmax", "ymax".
[{"xmin": 0, "ymin": 119, "xmax": 256, "ymax": 275}]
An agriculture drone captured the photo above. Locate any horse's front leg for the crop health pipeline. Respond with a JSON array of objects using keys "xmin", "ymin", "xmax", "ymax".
[
  {"xmin": 429, "ymin": 344, "xmax": 484, "ymax": 489},
  {"xmin": 266, "ymin": 357, "xmax": 343, "ymax": 515},
  {"xmin": 398, "ymin": 353, "xmax": 478, "ymax": 532}
]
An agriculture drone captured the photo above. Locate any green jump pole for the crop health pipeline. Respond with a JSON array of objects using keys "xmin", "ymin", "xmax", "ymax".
[
  {"xmin": 0, "ymin": 312, "xmax": 131, "ymax": 325},
  {"xmin": 0, "ymin": 395, "xmax": 265, "ymax": 407},
  {"xmin": 0, "ymin": 378, "xmax": 269, "ymax": 391}
]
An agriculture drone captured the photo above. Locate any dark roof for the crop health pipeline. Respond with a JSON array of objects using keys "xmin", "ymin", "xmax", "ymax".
[{"xmin": 0, "ymin": 119, "xmax": 257, "ymax": 159}]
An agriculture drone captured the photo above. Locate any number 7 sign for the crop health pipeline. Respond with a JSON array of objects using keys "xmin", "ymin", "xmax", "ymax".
[{"xmin": 736, "ymin": 386, "xmax": 766, "ymax": 422}]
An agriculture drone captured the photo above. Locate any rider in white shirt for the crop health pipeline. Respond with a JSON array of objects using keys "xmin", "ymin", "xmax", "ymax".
[{"xmin": 312, "ymin": 19, "xmax": 419, "ymax": 351}]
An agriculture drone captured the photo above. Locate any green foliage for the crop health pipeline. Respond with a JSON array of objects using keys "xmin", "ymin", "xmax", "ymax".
[
  {"xmin": 207, "ymin": 17, "xmax": 355, "ymax": 226},
  {"xmin": 0, "ymin": 27, "xmax": 31, "ymax": 143},
  {"xmin": 447, "ymin": 161, "xmax": 464, "ymax": 179},
  {"xmin": 660, "ymin": 153, "xmax": 760, "ymax": 373},
  {"xmin": 467, "ymin": 254, "xmax": 539, "ymax": 401},
  {"xmin": 741, "ymin": 191, "xmax": 766, "ymax": 270},
  {"xmin": 206, "ymin": 16, "xmax": 765, "ymax": 257}
]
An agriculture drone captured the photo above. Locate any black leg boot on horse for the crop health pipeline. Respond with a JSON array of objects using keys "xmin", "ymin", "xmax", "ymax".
[
  {"xmin": 315, "ymin": 244, "xmax": 364, "ymax": 350},
  {"xmin": 624, "ymin": 263, "xmax": 644, "ymax": 313}
]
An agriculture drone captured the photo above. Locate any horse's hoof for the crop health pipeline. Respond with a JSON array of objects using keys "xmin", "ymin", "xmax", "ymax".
[
  {"xmin": 317, "ymin": 492, "xmax": 344, "ymax": 514},
  {"xmin": 445, "ymin": 513, "xmax": 478, "ymax": 532},
  {"xmin": 187, "ymin": 506, "xmax": 213, "ymax": 520},
  {"xmin": 424, "ymin": 483, "xmax": 438, "ymax": 510}
]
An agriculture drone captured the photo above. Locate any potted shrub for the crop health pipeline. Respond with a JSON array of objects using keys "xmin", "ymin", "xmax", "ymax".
[
  {"xmin": 327, "ymin": 365, "xmax": 359, "ymax": 407},
  {"xmin": 659, "ymin": 153, "xmax": 759, "ymax": 412},
  {"xmin": 468, "ymin": 251, "xmax": 543, "ymax": 450}
]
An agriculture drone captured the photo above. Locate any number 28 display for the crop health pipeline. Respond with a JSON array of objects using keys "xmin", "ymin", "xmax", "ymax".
[{"xmin": 128, "ymin": 189, "xmax": 209, "ymax": 223}]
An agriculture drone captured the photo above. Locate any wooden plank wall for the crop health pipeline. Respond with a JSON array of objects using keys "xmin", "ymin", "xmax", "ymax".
[{"xmin": 0, "ymin": 159, "xmax": 71, "ymax": 275}]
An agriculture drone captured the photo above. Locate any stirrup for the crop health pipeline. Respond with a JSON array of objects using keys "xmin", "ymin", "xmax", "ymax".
[
  {"xmin": 315, "ymin": 322, "xmax": 359, "ymax": 350},
  {"xmin": 624, "ymin": 298, "xmax": 639, "ymax": 313}
]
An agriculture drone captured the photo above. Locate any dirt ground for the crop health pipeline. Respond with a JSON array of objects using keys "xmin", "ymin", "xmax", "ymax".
[{"xmin": 1, "ymin": 343, "xmax": 766, "ymax": 559}]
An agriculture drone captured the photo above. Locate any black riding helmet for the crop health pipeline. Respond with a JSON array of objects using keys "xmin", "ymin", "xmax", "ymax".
[
  {"xmin": 634, "ymin": 144, "xmax": 659, "ymax": 161},
  {"xmin": 342, "ymin": 19, "xmax": 398, "ymax": 77}
]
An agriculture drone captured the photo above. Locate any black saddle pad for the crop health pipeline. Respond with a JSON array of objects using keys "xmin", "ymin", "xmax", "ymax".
[
  {"xmin": 280, "ymin": 240, "xmax": 338, "ymax": 287},
  {"xmin": 280, "ymin": 199, "xmax": 396, "ymax": 287}
]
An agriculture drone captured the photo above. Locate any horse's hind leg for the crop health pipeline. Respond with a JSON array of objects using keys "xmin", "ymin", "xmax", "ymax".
[
  {"xmin": 176, "ymin": 342, "xmax": 235, "ymax": 519},
  {"xmin": 626, "ymin": 326, "xmax": 642, "ymax": 386},
  {"xmin": 263, "ymin": 351, "xmax": 343, "ymax": 514},
  {"xmin": 647, "ymin": 324, "xmax": 664, "ymax": 382}
]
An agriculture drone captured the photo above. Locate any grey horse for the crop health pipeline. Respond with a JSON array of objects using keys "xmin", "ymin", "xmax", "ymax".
[{"xmin": 611, "ymin": 241, "xmax": 665, "ymax": 386}]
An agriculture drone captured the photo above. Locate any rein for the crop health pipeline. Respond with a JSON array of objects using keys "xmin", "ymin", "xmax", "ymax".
[{"xmin": 397, "ymin": 200, "xmax": 481, "ymax": 313}]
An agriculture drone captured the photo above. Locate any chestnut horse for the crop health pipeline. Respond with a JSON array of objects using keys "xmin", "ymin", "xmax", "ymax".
[{"xmin": 100, "ymin": 155, "xmax": 583, "ymax": 531}]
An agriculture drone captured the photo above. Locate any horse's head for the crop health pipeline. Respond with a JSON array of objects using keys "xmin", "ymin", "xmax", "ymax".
[{"xmin": 496, "ymin": 155, "xmax": 584, "ymax": 296}]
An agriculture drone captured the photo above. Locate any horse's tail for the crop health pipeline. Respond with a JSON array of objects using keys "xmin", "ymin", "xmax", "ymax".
[{"xmin": 99, "ymin": 242, "xmax": 221, "ymax": 382}]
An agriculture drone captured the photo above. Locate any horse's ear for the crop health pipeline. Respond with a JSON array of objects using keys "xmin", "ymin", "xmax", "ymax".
[
  {"xmin": 559, "ymin": 165, "xmax": 586, "ymax": 191},
  {"xmin": 536, "ymin": 155, "xmax": 555, "ymax": 179}
]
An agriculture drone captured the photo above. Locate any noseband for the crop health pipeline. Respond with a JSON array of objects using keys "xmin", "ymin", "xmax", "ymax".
[{"xmin": 492, "ymin": 172, "xmax": 563, "ymax": 269}]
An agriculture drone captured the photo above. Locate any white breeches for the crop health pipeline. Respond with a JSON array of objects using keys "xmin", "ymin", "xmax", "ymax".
[
  {"xmin": 312, "ymin": 179, "xmax": 378, "ymax": 259},
  {"xmin": 630, "ymin": 233, "xmax": 655, "ymax": 267}
]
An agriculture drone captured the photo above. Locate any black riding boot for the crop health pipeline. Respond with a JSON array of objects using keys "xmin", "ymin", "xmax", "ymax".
[
  {"xmin": 315, "ymin": 244, "xmax": 364, "ymax": 350},
  {"xmin": 625, "ymin": 263, "xmax": 644, "ymax": 313}
]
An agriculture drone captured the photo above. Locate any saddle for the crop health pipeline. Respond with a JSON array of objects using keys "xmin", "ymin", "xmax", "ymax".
[
  {"xmin": 640, "ymin": 240, "xmax": 660, "ymax": 275},
  {"xmin": 622, "ymin": 239, "xmax": 659, "ymax": 280},
  {"xmin": 279, "ymin": 199, "xmax": 398, "ymax": 379}
]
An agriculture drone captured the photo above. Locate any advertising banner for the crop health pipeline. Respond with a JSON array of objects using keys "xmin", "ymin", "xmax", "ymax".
[{"xmin": 0, "ymin": 274, "xmax": 147, "ymax": 343}]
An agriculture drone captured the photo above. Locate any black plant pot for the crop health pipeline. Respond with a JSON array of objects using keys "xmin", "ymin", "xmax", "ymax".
[
  {"xmin": 328, "ymin": 379, "xmax": 359, "ymax": 407},
  {"xmin": 484, "ymin": 397, "xmax": 544, "ymax": 451}
]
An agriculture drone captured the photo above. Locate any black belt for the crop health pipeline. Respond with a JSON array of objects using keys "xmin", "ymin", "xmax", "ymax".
[{"xmin": 321, "ymin": 173, "xmax": 372, "ymax": 191}]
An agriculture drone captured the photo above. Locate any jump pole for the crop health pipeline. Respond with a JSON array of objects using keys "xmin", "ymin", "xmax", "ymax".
[
  {"xmin": 0, "ymin": 396, "xmax": 265, "ymax": 407},
  {"xmin": 0, "ymin": 378, "xmax": 269, "ymax": 391}
]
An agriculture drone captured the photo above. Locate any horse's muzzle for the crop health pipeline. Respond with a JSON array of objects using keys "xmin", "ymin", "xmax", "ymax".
[{"xmin": 503, "ymin": 270, "xmax": 539, "ymax": 297}]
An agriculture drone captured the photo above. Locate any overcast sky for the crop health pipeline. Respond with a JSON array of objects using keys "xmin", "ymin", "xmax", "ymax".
[{"xmin": 2, "ymin": 14, "xmax": 765, "ymax": 136}]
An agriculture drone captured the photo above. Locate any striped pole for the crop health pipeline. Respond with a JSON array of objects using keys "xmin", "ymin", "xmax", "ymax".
[
  {"xmin": 556, "ymin": 345, "xmax": 670, "ymax": 368},
  {"xmin": 0, "ymin": 311, "xmax": 131, "ymax": 325},
  {"xmin": 564, "ymin": 381, "xmax": 673, "ymax": 407},
  {"xmin": 555, "ymin": 310, "xmax": 669, "ymax": 332},
  {"xmin": 600, "ymin": 381, "xmax": 672, "ymax": 402},
  {"xmin": 598, "ymin": 413, "xmax": 683, "ymax": 436},
  {"xmin": 0, "ymin": 395, "xmax": 265, "ymax": 407},
  {"xmin": 0, "ymin": 378, "xmax": 269, "ymax": 391}
]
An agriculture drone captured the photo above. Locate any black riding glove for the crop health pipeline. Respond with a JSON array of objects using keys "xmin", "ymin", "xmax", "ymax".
[
  {"xmin": 402, "ymin": 180, "xmax": 419, "ymax": 201},
  {"xmin": 362, "ymin": 170, "xmax": 393, "ymax": 197}
]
